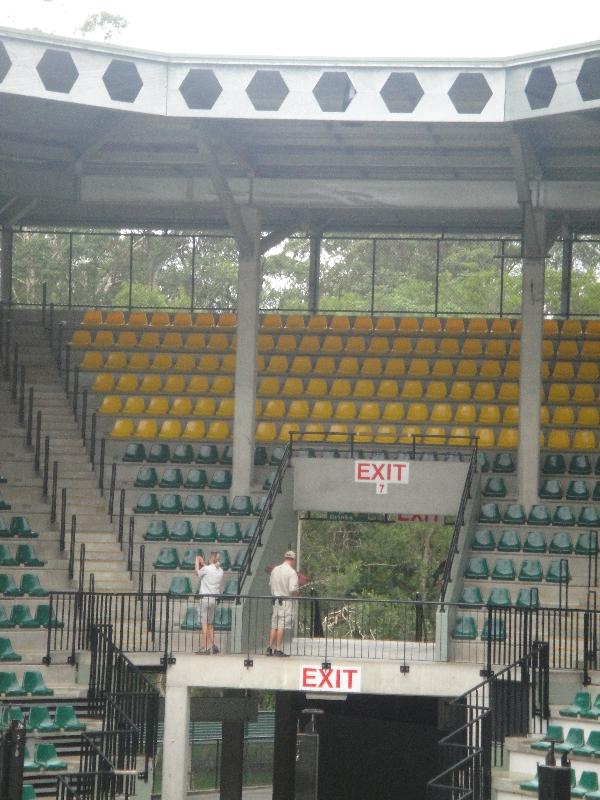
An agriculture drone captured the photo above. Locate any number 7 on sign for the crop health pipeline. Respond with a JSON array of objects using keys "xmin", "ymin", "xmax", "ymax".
[{"xmin": 376, "ymin": 482, "xmax": 388, "ymax": 495}]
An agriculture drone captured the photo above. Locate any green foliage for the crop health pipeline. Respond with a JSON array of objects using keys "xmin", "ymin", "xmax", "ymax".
[{"xmin": 78, "ymin": 12, "xmax": 128, "ymax": 41}]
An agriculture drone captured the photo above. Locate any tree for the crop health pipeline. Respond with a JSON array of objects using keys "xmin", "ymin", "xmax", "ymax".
[{"xmin": 77, "ymin": 12, "xmax": 128, "ymax": 41}]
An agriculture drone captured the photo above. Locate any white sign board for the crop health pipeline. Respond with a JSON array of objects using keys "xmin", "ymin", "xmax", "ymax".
[
  {"xmin": 299, "ymin": 665, "xmax": 362, "ymax": 693},
  {"xmin": 354, "ymin": 460, "xmax": 409, "ymax": 495}
]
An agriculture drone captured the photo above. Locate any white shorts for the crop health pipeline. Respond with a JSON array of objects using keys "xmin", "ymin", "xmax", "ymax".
[
  {"xmin": 270, "ymin": 598, "xmax": 295, "ymax": 630},
  {"xmin": 199, "ymin": 597, "xmax": 217, "ymax": 625}
]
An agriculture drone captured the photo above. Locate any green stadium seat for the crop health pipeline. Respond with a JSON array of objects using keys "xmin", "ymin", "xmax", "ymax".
[
  {"xmin": 134, "ymin": 467, "xmax": 158, "ymax": 488},
  {"xmin": 194, "ymin": 521, "xmax": 218, "ymax": 542},
  {"xmin": 549, "ymin": 532, "xmax": 573, "ymax": 555},
  {"xmin": 27, "ymin": 706, "xmax": 58, "ymax": 732},
  {"xmin": 10, "ymin": 605, "xmax": 39, "ymax": 628},
  {"xmin": 516, "ymin": 588, "xmax": 540, "ymax": 608},
  {"xmin": 180, "ymin": 547, "xmax": 204, "ymax": 570},
  {"xmin": 497, "ymin": 529, "xmax": 521, "ymax": 552},
  {"xmin": 182, "ymin": 495, "xmax": 206, "ymax": 515},
  {"xmin": 22, "ymin": 784, "xmax": 37, "ymax": 800},
  {"xmin": 168, "ymin": 576, "xmax": 192, "ymax": 596},
  {"xmin": 481, "ymin": 619, "xmax": 505, "ymax": 641},
  {"xmin": 181, "ymin": 607, "xmax": 201, "ymax": 630},
  {"xmin": 123, "ymin": 443, "xmax": 146, "ymax": 462},
  {"xmin": 579, "ymin": 506, "xmax": 600, "ymax": 527},
  {"xmin": 527, "ymin": 505, "xmax": 551, "ymax": 526},
  {"xmin": 270, "ymin": 446, "xmax": 286, "ymax": 466},
  {"xmin": 223, "ymin": 578, "xmax": 239, "ymax": 596},
  {"xmin": 0, "ymin": 518, "xmax": 10, "ymax": 538},
  {"xmin": 219, "ymin": 550, "xmax": 232, "ymax": 571},
  {"xmin": 492, "ymin": 453, "xmax": 515, "ymax": 473},
  {"xmin": 54, "ymin": 704, "xmax": 85, "ymax": 731},
  {"xmin": 531, "ymin": 724, "xmax": 564, "ymax": 751},
  {"xmin": 254, "ymin": 496, "xmax": 268, "ymax": 515},
  {"xmin": 159, "ymin": 494, "xmax": 183, "ymax": 515},
  {"xmin": 571, "ymin": 771, "xmax": 598, "ymax": 798},
  {"xmin": 23, "ymin": 746, "xmax": 40, "ymax": 772},
  {"xmin": 4, "ymin": 519, "xmax": 23, "ymax": 537},
  {"xmin": 0, "ymin": 475, "xmax": 5, "ymax": 485},
  {"xmin": 230, "ymin": 496, "xmax": 253, "ymax": 516},
  {"xmin": 581, "ymin": 694, "xmax": 600, "ymax": 720},
  {"xmin": 206, "ymin": 495, "xmax": 229, "ymax": 515},
  {"xmin": 16, "ymin": 545, "xmax": 45, "ymax": 567},
  {"xmin": 220, "ymin": 446, "xmax": 233, "ymax": 465},
  {"xmin": 451, "ymin": 615, "xmax": 477, "ymax": 640},
  {"xmin": 465, "ymin": 558, "xmax": 489, "ymax": 579},
  {"xmin": 576, "ymin": 532, "xmax": 599, "ymax": 556},
  {"xmin": 0, "ymin": 496, "xmax": 11, "ymax": 511},
  {"xmin": 487, "ymin": 588, "xmax": 511, "ymax": 607},
  {"xmin": 154, "ymin": 547, "xmax": 180, "ymax": 570},
  {"xmin": 262, "ymin": 470, "xmax": 276, "ymax": 490},
  {"xmin": 254, "ymin": 446, "xmax": 268, "ymax": 466},
  {"xmin": 209, "ymin": 469, "xmax": 232, "ymax": 490},
  {"xmin": 172, "ymin": 444, "xmax": 194, "ymax": 464},
  {"xmin": 219, "ymin": 522, "xmax": 242, "ymax": 543},
  {"xmin": 566, "ymin": 480, "xmax": 589, "ymax": 501},
  {"xmin": 476, "ymin": 452, "xmax": 489, "ymax": 472},
  {"xmin": 546, "ymin": 560, "xmax": 570, "ymax": 583},
  {"xmin": 0, "ymin": 638, "xmax": 21, "ymax": 661},
  {"xmin": 169, "ymin": 520, "xmax": 193, "ymax": 542},
  {"xmin": 569, "ymin": 454, "xmax": 592, "ymax": 475},
  {"xmin": 134, "ymin": 493, "xmax": 159, "ymax": 514},
  {"xmin": 482, "ymin": 478, "xmax": 506, "ymax": 498},
  {"xmin": 159, "ymin": 468, "xmax": 183, "ymax": 489},
  {"xmin": 184, "ymin": 469, "xmax": 207, "ymax": 490},
  {"xmin": 0, "ymin": 545, "xmax": 17, "ymax": 566},
  {"xmin": 552, "ymin": 505, "xmax": 576, "ymax": 526},
  {"xmin": 539, "ymin": 479, "xmax": 562, "ymax": 500},
  {"xmin": 492, "ymin": 559, "xmax": 516, "ymax": 581},
  {"xmin": 147, "ymin": 444, "xmax": 171, "ymax": 463},
  {"xmin": 0, "ymin": 671, "xmax": 25, "ymax": 695},
  {"xmin": 242, "ymin": 523, "xmax": 256, "ymax": 543},
  {"xmin": 0, "ymin": 574, "xmax": 22, "ymax": 596},
  {"xmin": 542, "ymin": 454, "xmax": 566, "ymax": 475},
  {"xmin": 22, "ymin": 671, "xmax": 53, "ymax": 696},
  {"xmin": 0, "ymin": 705, "xmax": 24, "ymax": 725},
  {"xmin": 35, "ymin": 605, "xmax": 63, "ymax": 629},
  {"xmin": 144, "ymin": 520, "xmax": 169, "ymax": 541},
  {"xmin": 555, "ymin": 728, "xmax": 585, "ymax": 753},
  {"xmin": 471, "ymin": 529, "xmax": 495, "ymax": 551},
  {"xmin": 572, "ymin": 730, "xmax": 600, "ymax": 756},
  {"xmin": 519, "ymin": 560, "xmax": 543, "ymax": 582},
  {"xmin": 523, "ymin": 531, "xmax": 546, "ymax": 553},
  {"xmin": 196, "ymin": 444, "xmax": 219, "ymax": 464},
  {"xmin": 458, "ymin": 587, "xmax": 484, "ymax": 606},
  {"xmin": 502, "ymin": 504, "xmax": 526, "ymax": 524},
  {"xmin": 478, "ymin": 503, "xmax": 501, "ymax": 524},
  {"xmin": 214, "ymin": 605, "xmax": 232, "ymax": 631},
  {"xmin": 231, "ymin": 550, "xmax": 246, "ymax": 571},
  {"xmin": 20, "ymin": 575, "xmax": 48, "ymax": 597},
  {"xmin": 34, "ymin": 742, "xmax": 67, "ymax": 770},
  {"xmin": 559, "ymin": 692, "xmax": 591, "ymax": 717},
  {"xmin": 594, "ymin": 482, "xmax": 600, "ymax": 502},
  {"xmin": 0, "ymin": 606, "xmax": 12, "ymax": 628}
]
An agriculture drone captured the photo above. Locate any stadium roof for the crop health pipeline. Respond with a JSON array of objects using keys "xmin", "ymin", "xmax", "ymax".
[{"xmin": 2, "ymin": 28, "xmax": 600, "ymax": 233}]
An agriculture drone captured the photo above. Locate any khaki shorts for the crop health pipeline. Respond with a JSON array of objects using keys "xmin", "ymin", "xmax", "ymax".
[
  {"xmin": 199, "ymin": 597, "xmax": 217, "ymax": 625},
  {"xmin": 270, "ymin": 598, "xmax": 295, "ymax": 630}
]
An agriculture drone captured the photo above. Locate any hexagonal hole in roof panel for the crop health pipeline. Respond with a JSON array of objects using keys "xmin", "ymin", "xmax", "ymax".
[
  {"xmin": 380, "ymin": 72, "xmax": 424, "ymax": 113},
  {"xmin": 36, "ymin": 49, "xmax": 79, "ymax": 94},
  {"xmin": 179, "ymin": 69, "xmax": 222, "ymax": 110},
  {"xmin": 246, "ymin": 70, "xmax": 289, "ymax": 111},
  {"xmin": 524, "ymin": 66, "xmax": 557, "ymax": 110},
  {"xmin": 313, "ymin": 71, "xmax": 356, "ymax": 112},
  {"xmin": 0, "ymin": 42, "xmax": 11, "ymax": 83},
  {"xmin": 103, "ymin": 59, "xmax": 143, "ymax": 103},
  {"xmin": 448, "ymin": 72, "xmax": 493, "ymax": 114},
  {"xmin": 577, "ymin": 56, "xmax": 600, "ymax": 101}
]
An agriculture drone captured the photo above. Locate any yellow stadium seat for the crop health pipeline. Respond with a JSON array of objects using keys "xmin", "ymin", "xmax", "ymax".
[
  {"xmin": 498, "ymin": 383, "xmax": 519, "ymax": 403},
  {"xmin": 367, "ymin": 337, "xmax": 389, "ymax": 355},
  {"xmin": 307, "ymin": 316, "xmax": 328, "ymax": 332},
  {"xmin": 94, "ymin": 331, "xmax": 115, "ymax": 348},
  {"xmin": 161, "ymin": 332, "xmax": 183, "ymax": 350},
  {"xmin": 490, "ymin": 318, "xmax": 512, "ymax": 335},
  {"xmin": 382, "ymin": 402, "xmax": 404, "ymax": 422},
  {"xmin": 424, "ymin": 426, "xmax": 446, "ymax": 445},
  {"xmin": 148, "ymin": 311, "xmax": 170, "ymax": 327},
  {"xmin": 205, "ymin": 420, "xmax": 230, "ymax": 440},
  {"xmin": 401, "ymin": 380, "xmax": 423, "ymax": 400},
  {"xmin": 358, "ymin": 402, "xmax": 381, "ymax": 421},
  {"xmin": 542, "ymin": 340, "xmax": 555, "ymax": 358},
  {"xmin": 220, "ymin": 354, "xmax": 236, "ymax": 373},
  {"xmin": 543, "ymin": 319, "xmax": 559, "ymax": 336},
  {"xmin": 104, "ymin": 310, "xmax": 124, "ymax": 326},
  {"xmin": 261, "ymin": 314, "xmax": 282, "ymax": 330},
  {"xmin": 407, "ymin": 359, "xmax": 429, "ymax": 377},
  {"xmin": 508, "ymin": 341, "xmax": 520, "ymax": 357},
  {"xmin": 186, "ymin": 376, "xmax": 209, "ymax": 394},
  {"xmin": 288, "ymin": 400, "xmax": 310, "ymax": 419},
  {"xmin": 285, "ymin": 315, "xmax": 305, "ymax": 330},
  {"xmin": 546, "ymin": 429, "xmax": 571, "ymax": 450},
  {"xmin": 361, "ymin": 358, "xmax": 382, "ymax": 377},
  {"xmin": 83, "ymin": 309, "xmax": 103, "ymax": 326},
  {"xmin": 259, "ymin": 377, "xmax": 281, "ymax": 396},
  {"xmin": 98, "ymin": 396, "xmax": 122, "ymax": 415},
  {"xmin": 338, "ymin": 358, "xmax": 359, "ymax": 376},
  {"xmin": 504, "ymin": 361, "xmax": 520, "ymax": 379},
  {"xmin": 377, "ymin": 380, "xmax": 398, "ymax": 399},
  {"xmin": 485, "ymin": 340, "xmax": 506, "ymax": 358},
  {"xmin": 375, "ymin": 317, "xmax": 396, "ymax": 333},
  {"xmin": 92, "ymin": 373, "xmax": 116, "ymax": 393},
  {"xmin": 85, "ymin": 355, "xmax": 108, "ymax": 377},
  {"xmin": 561, "ymin": 319, "xmax": 582, "ymax": 337},
  {"xmin": 311, "ymin": 400, "xmax": 334, "ymax": 420},
  {"xmin": 125, "ymin": 353, "xmax": 147, "ymax": 371},
  {"xmin": 172, "ymin": 313, "xmax": 192, "ymax": 328},
  {"xmin": 127, "ymin": 312, "xmax": 148, "ymax": 328},
  {"xmin": 552, "ymin": 362, "xmax": 574, "ymax": 380},
  {"xmin": 353, "ymin": 316, "xmax": 373, "ymax": 333},
  {"xmin": 150, "ymin": 354, "xmax": 172, "ymax": 372},
  {"xmin": 473, "ymin": 383, "xmax": 496, "ymax": 402},
  {"xmin": 398, "ymin": 317, "xmax": 419, "ymax": 334},
  {"xmin": 467, "ymin": 319, "xmax": 488, "ymax": 335},
  {"xmin": 438, "ymin": 339, "xmax": 460, "ymax": 356},
  {"xmin": 478, "ymin": 405, "xmax": 500, "ymax": 425},
  {"xmin": 182, "ymin": 420, "xmax": 207, "ymax": 440},
  {"xmin": 391, "ymin": 338, "xmax": 412, "ymax": 355},
  {"xmin": 454, "ymin": 404, "xmax": 476, "ymax": 424},
  {"xmin": 353, "ymin": 380, "xmax": 375, "ymax": 399},
  {"xmin": 135, "ymin": 419, "xmax": 158, "ymax": 439},
  {"xmin": 376, "ymin": 424, "xmax": 400, "ymax": 444},
  {"xmin": 431, "ymin": 359, "xmax": 454, "ymax": 377},
  {"xmin": 585, "ymin": 320, "xmax": 600, "ymax": 336},
  {"xmin": 329, "ymin": 379, "xmax": 352, "ymax": 398},
  {"xmin": 109, "ymin": 418, "xmax": 134, "ymax": 438},
  {"xmin": 291, "ymin": 356, "xmax": 314, "ymax": 374},
  {"xmin": 193, "ymin": 312, "xmax": 215, "ymax": 328},
  {"xmin": 415, "ymin": 338, "xmax": 436, "ymax": 355},
  {"xmin": 210, "ymin": 376, "xmax": 233, "ymax": 395},
  {"xmin": 216, "ymin": 398, "xmax": 234, "ymax": 417},
  {"xmin": 207, "ymin": 333, "xmax": 230, "ymax": 351},
  {"xmin": 330, "ymin": 316, "xmax": 350, "ymax": 332},
  {"xmin": 138, "ymin": 375, "xmax": 161, "ymax": 393},
  {"xmin": 581, "ymin": 341, "xmax": 600, "ymax": 358},
  {"xmin": 217, "ymin": 312, "xmax": 237, "ymax": 329},
  {"xmin": 462, "ymin": 339, "xmax": 483, "ymax": 357},
  {"xmin": 383, "ymin": 359, "xmax": 405, "ymax": 377},
  {"xmin": 120, "ymin": 396, "xmax": 144, "ymax": 415},
  {"xmin": 497, "ymin": 428, "xmax": 518, "ymax": 448},
  {"xmin": 169, "ymin": 398, "xmax": 192, "ymax": 416},
  {"xmin": 70, "ymin": 330, "xmax": 92, "ymax": 348},
  {"xmin": 449, "ymin": 382, "xmax": 471, "ymax": 401},
  {"xmin": 345, "ymin": 336, "xmax": 366, "ymax": 354},
  {"xmin": 172, "ymin": 354, "xmax": 196, "ymax": 373},
  {"xmin": 448, "ymin": 426, "xmax": 471, "ymax": 445},
  {"xmin": 263, "ymin": 399, "xmax": 286, "ymax": 418},
  {"xmin": 444, "ymin": 319, "xmax": 465, "ymax": 335},
  {"xmin": 303, "ymin": 423, "xmax": 324, "ymax": 442},
  {"xmin": 397, "ymin": 425, "xmax": 420, "ymax": 444},
  {"xmin": 162, "ymin": 376, "xmax": 186, "ymax": 394},
  {"xmin": 455, "ymin": 360, "xmax": 477, "ymax": 378},
  {"xmin": 540, "ymin": 407, "xmax": 550, "ymax": 425},
  {"xmin": 406, "ymin": 403, "xmax": 428, "ymax": 423},
  {"xmin": 479, "ymin": 362, "xmax": 501, "ymax": 379},
  {"xmin": 104, "ymin": 352, "xmax": 127, "ymax": 370},
  {"xmin": 430, "ymin": 403, "xmax": 452, "ymax": 423},
  {"xmin": 183, "ymin": 333, "xmax": 205, "ymax": 351},
  {"xmin": 115, "ymin": 331, "xmax": 137, "ymax": 348},
  {"xmin": 577, "ymin": 363, "xmax": 599, "ymax": 381},
  {"xmin": 322, "ymin": 336, "xmax": 343, "ymax": 353},
  {"xmin": 353, "ymin": 424, "xmax": 374, "ymax": 443},
  {"xmin": 573, "ymin": 385, "xmax": 595, "ymax": 404},
  {"xmin": 502, "ymin": 406, "xmax": 519, "ymax": 425},
  {"xmin": 573, "ymin": 430, "xmax": 597, "ymax": 450},
  {"xmin": 275, "ymin": 335, "xmax": 296, "ymax": 353},
  {"xmin": 421, "ymin": 318, "xmax": 442, "ymax": 334},
  {"xmin": 576, "ymin": 407, "xmax": 599, "ymax": 427},
  {"xmin": 425, "ymin": 381, "xmax": 447, "ymax": 401},
  {"xmin": 547, "ymin": 384, "xmax": 571, "ymax": 404},
  {"xmin": 279, "ymin": 422, "xmax": 301, "ymax": 443},
  {"xmin": 334, "ymin": 401, "xmax": 356, "ymax": 420},
  {"xmin": 146, "ymin": 397, "xmax": 169, "ymax": 416},
  {"xmin": 327, "ymin": 423, "xmax": 349, "ymax": 442},
  {"xmin": 193, "ymin": 398, "xmax": 216, "ymax": 417},
  {"xmin": 551, "ymin": 407, "xmax": 575, "ymax": 426},
  {"xmin": 299, "ymin": 335, "xmax": 320, "ymax": 353},
  {"xmin": 556, "ymin": 341, "xmax": 578, "ymax": 359},
  {"xmin": 474, "ymin": 428, "xmax": 495, "ymax": 448},
  {"xmin": 266, "ymin": 355, "xmax": 288, "ymax": 374},
  {"xmin": 305, "ymin": 378, "xmax": 328, "ymax": 397}
]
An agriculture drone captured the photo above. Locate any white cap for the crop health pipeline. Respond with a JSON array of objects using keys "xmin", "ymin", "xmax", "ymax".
[{"xmin": 284, "ymin": 550, "xmax": 296, "ymax": 559}]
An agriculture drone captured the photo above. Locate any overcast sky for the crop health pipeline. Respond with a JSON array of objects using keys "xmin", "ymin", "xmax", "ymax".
[{"xmin": 0, "ymin": 0, "xmax": 597, "ymax": 59}]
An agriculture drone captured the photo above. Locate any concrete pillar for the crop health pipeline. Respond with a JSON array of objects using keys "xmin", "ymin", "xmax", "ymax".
[
  {"xmin": 162, "ymin": 686, "xmax": 191, "ymax": 800},
  {"xmin": 560, "ymin": 232, "xmax": 572, "ymax": 318},
  {"xmin": 220, "ymin": 721, "xmax": 245, "ymax": 800},
  {"xmin": 308, "ymin": 235, "xmax": 321, "ymax": 313},
  {"xmin": 517, "ymin": 211, "xmax": 547, "ymax": 508},
  {"xmin": 1, "ymin": 226, "xmax": 13, "ymax": 303},
  {"xmin": 272, "ymin": 692, "xmax": 297, "ymax": 800},
  {"xmin": 232, "ymin": 207, "xmax": 261, "ymax": 498}
]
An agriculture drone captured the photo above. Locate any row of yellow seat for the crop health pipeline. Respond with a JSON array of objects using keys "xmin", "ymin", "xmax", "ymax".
[
  {"xmin": 71, "ymin": 331, "xmax": 235, "ymax": 351},
  {"xmin": 92, "ymin": 373, "xmax": 234, "ymax": 395}
]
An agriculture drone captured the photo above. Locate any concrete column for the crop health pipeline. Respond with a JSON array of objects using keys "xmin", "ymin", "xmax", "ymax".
[
  {"xmin": 162, "ymin": 686, "xmax": 191, "ymax": 800},
  {"xmin": 560, "ymin": 232, "xmax": 572, "ymax": 318},
  {"xmin": 232, "ymin": 207, "xmax": 261, "ymax": 498},
  {"xmin": 517, "ymin": 211, "xmax": 547, "ymax": 508},
  {"xmin": 1, "ymin": 226, "xmax": 13, "ymax": 303},
  {"xmin": 220, "ymin": 721, "xmax": 245, "ymax": 800},
  {"xmin": 308, "ymin": 235, "xmax": 321, "ymax": 313},
  {"xmin": 272, "ymin": 692, "xmax": 297, "ymax": 800}
]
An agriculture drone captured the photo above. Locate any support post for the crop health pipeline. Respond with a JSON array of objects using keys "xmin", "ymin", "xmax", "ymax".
[
  {"xmin": 220, "ymin": 721, "xmax": 245, "ymax": 800},
  {"xmin": 161, "ymin": 686, "xmax": 191, "ymax": 800},
  {"xmin": 560, "ymin": 231, "xmax": 572, "ymax": 318},
  {"xmin": 0, "ymin": 226, "xmax": 13, "ymax": 304},
  {"xmin": 272, "ymin": 692, "xmax": 297, "ymax": 800},
  {"xmin": 308, "ymin": 234, "xmax": 321, "ymax": 314}
]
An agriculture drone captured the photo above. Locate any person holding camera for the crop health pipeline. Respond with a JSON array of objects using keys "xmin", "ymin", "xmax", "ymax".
[
  {"xmin": 266, "ymin": 550, "xmax": 300, "ymax": 657},
  {"xmin": 195, "ymin": 551, "xmax": 224, "ymax": 655}
]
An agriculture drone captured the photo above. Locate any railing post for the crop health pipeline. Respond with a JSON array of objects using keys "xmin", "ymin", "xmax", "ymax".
[
  {"xmin": 49, "ymin": 302, "xmax": 54, "ymax": 350},
  {"xmin": 90, "ymin": 413, "xmax": 97, "ymax": 467},
  {"xmin": 78, "ymin": 543, "xmax": 86, "ymax": 593},
  {"xmin": 59, "ymin": 488, "xmax": 67, "ymax": 551},
  {"xmin": 99, "ymin": 439, "xmax": 106, "ymax": 495},
  {"xmin": 34, "ymin": 410, "xmax": 42, "ymax": 473},
  {"xmin": 50, "ymin": 461, "xmax": 58, "ymax": 524},
  {"xmin": 127, "ymin": 517, "xmax": 135, "ymax": 577},
  {"xmin": 56, "ymin": 321, "xmax": 64, "ymax": 371},
  {"xmin": 65, "ymin": 344, "xmax": 71, "ymax": 397},
  {"xmin": 109, "ymin": 463, "xmax": 117, "ymax": 520},
  {"xmin": 42, "ymin": 436, "xmax": 50, "ymax": 498},
  {"xmin": 138, "ymin": 544, "xmax": 145, "ymax": 594},
  {"xmin": 118, "ymin": 489, "xmax": 125, "ymax": 544},
  {"xmin": 3, "ymin": 319, "xmax": 11, "ymax": 378},
  {"xmin": 42, "ymin": 282, "xmax": 47, "ymax": 328},
  {"xmin": 18, "ymin": 364, "xmax": 25, "ymax": 424},
  {"xmin": 81, "ymin": 388, "xmax": 88, "ymax": 443},
  {"xmin": 73, "ymin": 366, "xmax": 79, "ymax": 417},
  {"xmin": 68, "ymin": 514, "xmax": 77, "ymax": 580},
  {"xmin": 26, "ymin": 387, "xmax": 34, "ymax": 448},
  {"xmin": 11, "ymin": 340, "xmax": 18, "ymax": 401}
]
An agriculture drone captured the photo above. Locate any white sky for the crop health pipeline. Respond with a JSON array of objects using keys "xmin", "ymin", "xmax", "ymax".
[{"xmin": 0, "ymin": 0, "xmax": 597, "ymax": 59}]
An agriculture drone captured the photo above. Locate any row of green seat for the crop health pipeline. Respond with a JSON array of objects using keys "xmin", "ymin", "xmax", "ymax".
[
  {"xmin": 543, "ymin": 453, "xmax": 600, "ymax": 475},
  {"xmin": 0, "ymin": 516, "xmax": 37, "ymax": 538},
  {"xmin": 180, "ymin": 606, "xmax": 231, "ymax": 631},
  {"xmin": 123, "ymin": 442, "xmax": 247, "ymax": 464},
  {"xmin": 154, "ymin": 547, "xmax": 243, "ymax": 572},
  {"xmin": 23, "ymin": 742, "xmax": 67, "ymax": 771},
  {"xmin": 134, "ymin": 493, "xmax": 265, "ymax": 517},
  {"xmin": 459, "ymin": 586, "xmax": 539, "ymax": 608},
  {"xmin": 472, "ymin": 529, "xmax": 597, "ymax": 555},
  {"xmin": 520, "ymin": 769, "xmax": 599, "ymax": 797},
  {"xmin": 479, "ymin": 502, "xmax": 600, "ymax": 527},
  {"xmin": 144, "ymin": 520, "xmax": 256, "ymax": 543},
  {"xmin": 539, "ymin": 478, "xmax": 600, "ymax": 501},
  {"xmin": 0, "ymin": 545, "xmax": 45, "ymax": 568},
  {"xmin": 0, "ymin": 574, "xmax": 48, "ymax": 597},
  {"xmin": 1, "ymin": 704, "xmax": 84, "ymax": 731},
  {"xmin": 0, "ymin": 604, "xmax": 62, "ymax": 629},
  {"xmin": 532, "ymin": 726, "xmax": 600, "ymax": 756},
  {"xmin": 560, "ymin": 692, "xmax": 600, "ymax": 718},
  {"xmin": 0, "ymin": 671, "xmax": 53, "ymax": 695},
  {"xmin": 452, "ymin": 616, "xmax": 506, "ymax": 640},
  {"xmin": 134, "ymin": 466, "xmax": 231, "ymax": 490},
  {"xmin": 168, "ymin": 577, "xmax": 238, "ymax": 596},
  {"xmin": 465, "ymin": 558, "xmax": 569, "ymax": 582}
]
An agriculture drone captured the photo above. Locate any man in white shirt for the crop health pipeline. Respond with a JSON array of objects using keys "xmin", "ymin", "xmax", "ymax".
[
  {"xmin": 267, "ymin": 550, "xmax": 299, "ymax": 657},
  {"xmin": 195, "ymin": 551, "xmax": 224, "ymax": 655}
]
